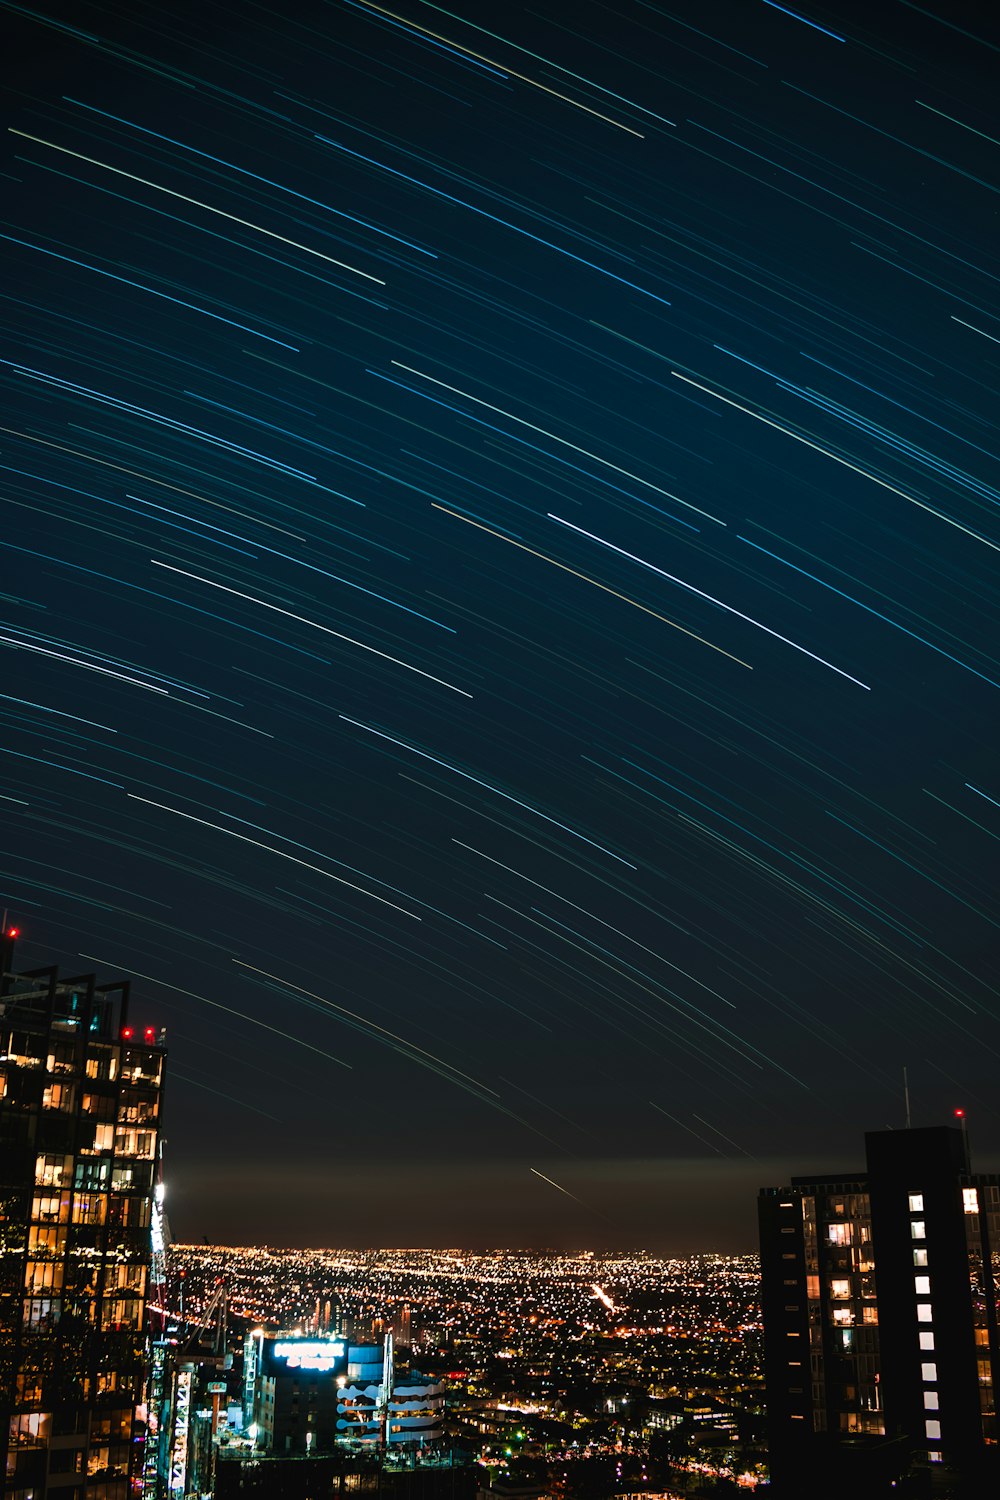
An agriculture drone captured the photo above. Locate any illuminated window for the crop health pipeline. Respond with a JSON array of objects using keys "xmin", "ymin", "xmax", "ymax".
[
  {"xmin": 913, "ymin": 1249, "xmax": 928, "ymax": 1267},
  {"xmin": 925, "ymin": 1420, "xmax": 941, "ymax": 1440},
  {"xmin": 24, "ymin": 1297, "xmax": 61, "ymax": 1328},
  {"xmin": 32, "ymin": 1193, "xmax": 69, "ymax": 1224},
  {"xmin": 830, "ymin": 1279, "xmax": 851, "ymax": 1300},
  {"xmin": 917, "ymin": 1304, "xmax": 933, "ymax": 1323},
  {"xmin": 920, "ymin": 1332, "xmax": 935, "ymax": 1351},
  {"xmin": 25, "ymin": 1261, "xmax": 63, "ymax": 1293},
  {"xmin": 911, "ymin": 1220, "xmax": 925, "ymax": 1240},
  {"xmin": 924, "ymin": 1392, "xmax": 939, "ymax": 1410},
  {"xmin": 832, "ymin": 1307, "xmax": 854, "ymax": 1327},
  {"xmin": 828, "ymin": 1223, "xmax": 852, "ymax": 1246},
  {"xmin": 840, "ymin": 1329, "xmax": 854, "ymax": 1350},
  {"xmin": 862, "ymin": 1306, "xmax": 878, "ymax": 1324},
  {"xmin": 908, "ymin": 1194, "xmax": 924, "ymax": 1212},
  {"xmin": 921, "ymin": 1363, "xmax": 937, "ymax": 1383},
  {"xmin": 72, "ymin": 1195, "xmax": 106, "ymax": 1226},
  {"xmin": 928, "ymin": 1451, "xmax": 942, "ymax": 1464},
  {"xmin": 28, "ymin": 1226, "xmax": 66, "ymax": 1254},
  {"xmin": 914, "ymin": 1276, "xmax": 931, "ymax": 1295},
  {"xmin": 964, "ymin": 1188, "xmax": 979, "ymax": 1214},
  {"xmin": 9, "ymin": 1413, "xmax": 51, "ymax": 1447},
  {"xmin": 34, "ymin": 1154, "xmax": 72, "ymax": 1188},
  {"xmin": 74, "ymin": 1159, "xmax": 110, "ymax": 1190}
]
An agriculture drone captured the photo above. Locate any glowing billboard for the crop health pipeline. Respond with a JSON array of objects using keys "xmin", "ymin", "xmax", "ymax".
[{"xmin": 269, "ymin": 1339, "xmax": 346, "ymax": 1372}]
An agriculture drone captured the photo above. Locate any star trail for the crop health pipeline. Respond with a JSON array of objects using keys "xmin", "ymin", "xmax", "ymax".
[{"xmin": 1, "ymin": 0, "xmax": 997, "ymax": 1247}]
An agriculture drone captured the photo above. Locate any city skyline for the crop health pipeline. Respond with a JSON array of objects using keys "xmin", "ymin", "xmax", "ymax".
[{"xmin": 2, "ymin": 0, "xmax": 997, "ymax": 1248}]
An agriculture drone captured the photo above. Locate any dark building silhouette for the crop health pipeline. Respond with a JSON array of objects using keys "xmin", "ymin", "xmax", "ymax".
[
  {"xmin": 759, "ymin": 1124, "xmax": 1000, "ymax": 1496},
  {"xmin": 214, "ymin": 1448, "xmax": 474, "ymax": 1500},
  {"xmin": 0, "ymin": 929, "xmax": 165, "ymax": 1499}
]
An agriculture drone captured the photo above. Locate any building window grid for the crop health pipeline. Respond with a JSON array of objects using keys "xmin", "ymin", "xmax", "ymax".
[
  {"xmin": 1, "ymin": 978, "xmax": 164, "ymax": 1498},
  {"xmin": 768, "ymin": 1163, "xmax": 1000, "ymax": 1475},
  {"xmin": 914, "ymin": 1196, "xmax": 940, "ymax": 1464},
  {"xmin": 910, "ymin": 1200, "xmax": 938, "ymax": 1455}
]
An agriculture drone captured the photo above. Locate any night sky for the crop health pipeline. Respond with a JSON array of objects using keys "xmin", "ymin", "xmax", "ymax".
[{"xmin": 2, "ymin": 0, "xmax": 997, "ymax": 1251}]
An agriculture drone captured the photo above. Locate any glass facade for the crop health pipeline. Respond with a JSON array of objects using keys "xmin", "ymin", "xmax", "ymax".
[
  {"xmin": 800, "ymin": 1187, "xmax": 882, "ymax": 1438},
  {"xmin": 1, "ymin": 952, "xmax": 164, "ymax": 1499},
  {"xmin": 963, "ymin": 1179, "xmax": 1000, "ymax": 1445}
]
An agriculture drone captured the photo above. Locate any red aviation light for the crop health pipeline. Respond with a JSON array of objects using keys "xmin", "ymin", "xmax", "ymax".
[
  {"xmin": 121, "ymin": 1026, "xmax": 134, "ymax": 1040},
  {"xmin": 144, "ymin": 1027, "xmax": 156, "ymax": 1042},
  {"xmin": 5, "ymin": 927, "xmax": 19, "ymax": 938},
  {"xmin": 955, "ymin": 1108, "xmax": 966, "ymax": 1118}
]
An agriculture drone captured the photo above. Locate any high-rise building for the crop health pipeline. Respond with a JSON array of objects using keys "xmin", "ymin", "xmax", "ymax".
[
  {"xmin": 242, "ymin": 1330, "xmax": 445, "ymax": 1455},
  {"xmin": 1, "ymin": 929, "xmax": 165, "ymax": 1500},
  {"xmin": 759, "ymin": 1124, "xmax": 1000, "ymax": 1496}
]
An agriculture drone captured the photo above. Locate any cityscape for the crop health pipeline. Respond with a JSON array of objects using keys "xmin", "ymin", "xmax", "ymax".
[
  {"xmin": 4, "ymin": 938, "xmax": 1000, "ymax": 1497},
  {"xmin": 2, "ymin": 0, "xmax": 998, "ymax": 1496},
  {"xmin": 168, "ymin": 1243, "xmax": 767, "ymax": 1494}
]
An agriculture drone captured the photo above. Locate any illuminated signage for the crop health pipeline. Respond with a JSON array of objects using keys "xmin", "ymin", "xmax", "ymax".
[
  {"xmin": 271, "ymin": 1339, "xmax": 346, "ymax": 1371},
  {"xmin": 169, "ymin": 1369, "xmax": 191, "ymax": 1497}
]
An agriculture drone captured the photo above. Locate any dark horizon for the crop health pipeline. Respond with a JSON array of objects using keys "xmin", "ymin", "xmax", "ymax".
[{"xmin": 168, "ymin": 1146, "xmax": 1000, "ymax": 1255}]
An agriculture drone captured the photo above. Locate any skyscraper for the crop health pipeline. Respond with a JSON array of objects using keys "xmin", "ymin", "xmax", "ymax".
[
  {"xmin": 759, "ymin": 1124, "xmax": 999, "ymax": 1496},
  {"xmin": 1, "ymin": 929, "xmax": 165, "ymax": 1499}
]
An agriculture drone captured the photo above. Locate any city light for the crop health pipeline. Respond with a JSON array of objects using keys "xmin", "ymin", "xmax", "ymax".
[{"xmin": 271, "ymin": 1338, "xmax": 346, "ymax": 1370}]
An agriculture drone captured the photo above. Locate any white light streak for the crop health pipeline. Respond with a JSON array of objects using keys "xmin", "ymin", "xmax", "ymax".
[
  {"xmin": 549, "ymin": 515, "xmax": 871, "ymax": 690},
  {"xmin": 9, "ymin": 130, "xmax": 386, "ymax": 283},
  {"xmin": 340, "ymin": 714, "xmax": 636, "ymax": 867},
  {"xmin": 393, "ymin": 361, "xmax": 724, "ymax": 524},
  {"xmin": 150, "ymin": 561, "xmax": 472, "ymax": 697},
  {"xmin": 0, "ymin": 633, "xmax": 169, "ymax": 693},
  {"xmin": 671, "ymin": 369, "xmax": 1000, "ymax": 556},
  {"xmin": 126, "ymin": 793, "xmax": 421, "ymax": 920}
]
